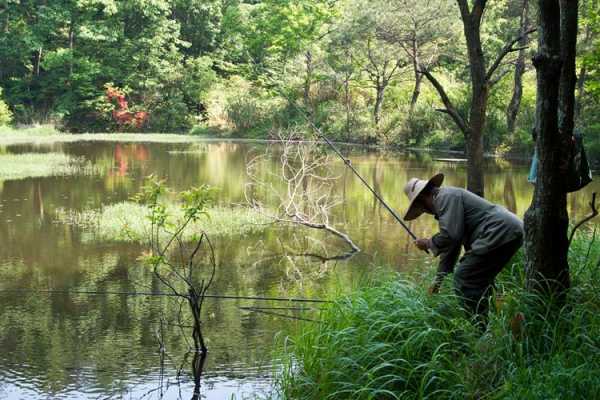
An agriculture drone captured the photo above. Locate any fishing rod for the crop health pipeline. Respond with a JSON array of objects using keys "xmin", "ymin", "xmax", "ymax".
[
  {"xmin": 313, "ymin": 127, "xmax": 417, "ymax": 240},
  {"xmin": 296, "ymin": 109, "xmax": 428, "ymax": 253}
]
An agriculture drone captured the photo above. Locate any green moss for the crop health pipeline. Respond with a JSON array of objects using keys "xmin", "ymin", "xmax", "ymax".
[
  {"xmin": 54, "ymin": 201, "xmax": 271, "ymax": 242},
  {"xmin": 0, "ymin": 152, "xmax": 97, "ymax": 180}
]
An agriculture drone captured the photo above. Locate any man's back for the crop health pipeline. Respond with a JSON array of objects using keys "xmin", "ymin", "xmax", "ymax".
[{"xmin": 434, "ymin": 187, "xmax": 523, "ymax": 255}]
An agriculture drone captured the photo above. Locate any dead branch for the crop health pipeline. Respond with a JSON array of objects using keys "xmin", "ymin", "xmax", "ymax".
[
  {"xmin": 569, "ymin": 192, "xmax": 598, "ymax": 247},
  {"xmin": 245, "ymin": 130, "xmax": 360, "ymax": 263}
]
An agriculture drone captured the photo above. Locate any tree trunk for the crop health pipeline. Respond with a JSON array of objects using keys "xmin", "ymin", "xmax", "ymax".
[
  {"xmin": 410, "ymin": 71, "xmax": 422, "ymax": 117},
  {"xmin": 409, "ymin": 38, "xmax": 422, "ymax": 116},
  {"xmin": 304, "ymin": 50, "xmax": 313, "ymax": 112},
  {"xmin": 344, "ymin": 73, "xmax": 351, "ymax": 141},
  {"xmin": 462, "ymin": 8, "xmax": 487, "ymax": 198},
  {"xmin": 69, "ymin": 16, "xmax": 75, "ymax": 77},
  {"xmin": 575, "ymin": 64, "xmax": 586, "ymax": 120},
  {"xmin": 34, "ymin": 47, "xmax": 43, "ymax": 76},
  {"xmin": 373, "ymin": 82, "xmax": 384, "ymax": 128},
  {"xmin": 524, "ymin": 0, "xmax": 577, "ymax": 299},
  {"xmin": 575, "ymin": 0, "xmax": 592, "ymax": 120},
  {"xmin": 506, "ymin": 0, "xmax": 530, "ymax": 137}
]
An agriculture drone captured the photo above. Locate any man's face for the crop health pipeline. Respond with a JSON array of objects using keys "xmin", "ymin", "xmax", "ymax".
[{"xmin": 418, "ymin": 192, "xmax": 435, "ymax": 215}]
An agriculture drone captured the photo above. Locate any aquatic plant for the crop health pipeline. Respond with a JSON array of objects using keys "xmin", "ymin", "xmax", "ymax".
[
  {"xmin": 54, "ymin": 201, "xmax": 271, "ymax": 242},
  {"xmin": 277, "ymin": 229, "xmax": 600, "ymax": 399},
  {"xmin": 0, "ymin": 152, "xmax": 97, "ymax": 180}
]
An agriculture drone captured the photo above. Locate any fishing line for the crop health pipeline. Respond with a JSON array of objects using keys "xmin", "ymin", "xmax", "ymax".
[{"xmin": 0, "ymin": 288, "xmax": 331, "ymax": 303}]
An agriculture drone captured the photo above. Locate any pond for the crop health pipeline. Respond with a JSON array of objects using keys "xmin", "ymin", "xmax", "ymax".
[{"xmin": 0, "ymin": 138, "xmax": 597, "ymax": 399}]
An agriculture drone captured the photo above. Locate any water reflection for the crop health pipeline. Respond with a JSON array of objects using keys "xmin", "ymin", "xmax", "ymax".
[{"xmin": 0, "ymin": 140, "xmax": 598, "ymax": 399}]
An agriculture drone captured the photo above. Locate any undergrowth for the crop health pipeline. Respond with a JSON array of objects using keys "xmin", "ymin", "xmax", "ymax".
[{"xmin": 277, "ymin": 228, "xmax": 600, "ymax": 400}]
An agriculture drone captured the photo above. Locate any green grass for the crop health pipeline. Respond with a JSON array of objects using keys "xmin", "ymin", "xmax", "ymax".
[
  {"xmin": 0, "ymin": 126, "xmax": 280, "ymax": 146},
  {"xmin": 277, "ymin": 229, "xmax": 600, "ymax": 400},
  {"xmin": 0, "ymin": 152, "xmax": 97, "ymax": 180},
  {"xmin": 54, "ymin": 201, "xmax": 272, "ymax": 242}
]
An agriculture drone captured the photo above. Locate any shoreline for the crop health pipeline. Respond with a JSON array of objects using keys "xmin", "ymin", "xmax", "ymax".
[{"xmin": 0, "ymin": 129, "xmax": 539, "ymax": 163}]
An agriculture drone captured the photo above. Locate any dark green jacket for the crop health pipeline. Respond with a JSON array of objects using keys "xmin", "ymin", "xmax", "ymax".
[{"xmin": 429, "ymin": 187, "xmax": 524, "ymax": 275}]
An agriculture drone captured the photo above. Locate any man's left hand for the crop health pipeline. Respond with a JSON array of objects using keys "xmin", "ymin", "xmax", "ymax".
[{"xmin": 414, "ymin": 238, "xmax": 430, "ymax": 251}]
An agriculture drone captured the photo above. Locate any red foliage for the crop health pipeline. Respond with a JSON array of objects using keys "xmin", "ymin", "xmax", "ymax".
[{"xmin": 105, "ymin": 85, "xmax": 148, "ymax": 129}]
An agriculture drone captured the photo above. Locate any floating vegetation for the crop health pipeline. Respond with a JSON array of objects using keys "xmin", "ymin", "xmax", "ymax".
[
  {"xmin": 54, "ymin": 202, "xmax": 272, "ymax": 242},
  {"xmin": 167, "ymin": 144, "xmax": 211, "ymax": 155},
  {"xmin": 0, "ymin": 152, "xmax": 98, "ymax": 181}
]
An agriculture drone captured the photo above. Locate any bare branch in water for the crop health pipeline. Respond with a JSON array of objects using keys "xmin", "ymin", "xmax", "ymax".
[{"xmin": 245, "ymin": 130, "xmax": 360, "ymax": 263}]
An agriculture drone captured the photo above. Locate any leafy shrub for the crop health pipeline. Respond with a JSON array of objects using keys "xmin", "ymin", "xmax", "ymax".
[{"xmin": 225, "ymin": 93, "xmax": 266, "ymax": 131}]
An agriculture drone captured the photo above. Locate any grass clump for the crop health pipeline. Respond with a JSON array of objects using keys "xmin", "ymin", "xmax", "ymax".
[
  {"xmin": 55, "ymin": 201, "xmax": 271, "ymax": 242},
  {"xmin": 279, "ymin": 279, "xmax": 475, "ymax": 400},
  {"xmin": 0, "ymin": 126, "xmax": 216, "ymax": 146},
  {"xmin": 0, "ymin": 152, "xmax": 96, "ymax": 180},
  {"xmin": 278, "ymin": 230, "xmax": 600, "ymax": 399}
]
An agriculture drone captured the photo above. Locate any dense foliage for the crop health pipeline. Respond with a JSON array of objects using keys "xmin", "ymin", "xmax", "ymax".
[
  {"xmin": 0, "ymin": 0, "xmax": 598, "ymax": 159},
  {"xmin": 279, "ymin": 230, "xmax": 600, "ymax": 399}
]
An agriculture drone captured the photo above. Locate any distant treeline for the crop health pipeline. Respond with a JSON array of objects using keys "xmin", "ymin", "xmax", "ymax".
[{"xmin": 0, "ymin": 0, "xmax": 599, "ymax": 160}]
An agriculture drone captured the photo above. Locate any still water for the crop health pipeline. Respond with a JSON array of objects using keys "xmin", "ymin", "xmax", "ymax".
[{"xmin": 0, "ymin": 139, "xmax": 597, "ymax": 399}]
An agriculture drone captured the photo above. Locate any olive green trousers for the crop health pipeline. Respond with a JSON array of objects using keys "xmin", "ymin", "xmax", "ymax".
[{"xmin": 453, "ymin": 237, "xmax": 523, "ymax": 325}]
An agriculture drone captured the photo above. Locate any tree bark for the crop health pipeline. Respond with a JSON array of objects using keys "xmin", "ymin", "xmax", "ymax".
[
  {"xmin": 343, "ymin": 48, "xmax": 353, "ymax": 141},
  {"xmin": 524, "ymin": 0, "xmax": 577, "ymax": 300},
  {"xmin": 344, "ymin": 72, "xmax": 351, "ymax": 141},
  {"xmin": 68, "ymin": 15, "xmax": 75, "ymax": 77},
  {"xmin": 374, "ymin": 81, "xmax": 384, "ymax": 127},
  {"xmin": 459, "ymin": 0, "xmax": 488, "ymax": 197},
  {"xmin": 575, "ymin": 64, "xmax": 586, "ymax": 120},
  {"xmin": 304, "ymin": 50, "xmax": 313, "ymax": 112},
  {"xmin": 506, "ymin": 0, "xmax": 530, "ymax": 136},
  {"xmin": 575, "ymin": 0, "xmax": 592, "ymax": 120},
  {"xmin": 409, "ymin": 37, "xmax": 422, "ymax": 116},
  {"xmin": 34, "ymin": 47, "xmax": 42, "ymax": 76}
]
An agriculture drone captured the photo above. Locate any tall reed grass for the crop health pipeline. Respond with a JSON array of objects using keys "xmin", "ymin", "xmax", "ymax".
[{"xmin": 277, "ymin": 229, "xmax": 600, "ymax": 399}]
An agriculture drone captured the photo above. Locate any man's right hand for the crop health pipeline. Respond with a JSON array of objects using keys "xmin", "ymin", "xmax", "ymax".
[
  {"xmin": 414, "ymin": 238, "xmax": 430, "ymax": 251},
  {"xmin": 428, "ymin": 284, "xmax": 440, "ymax": 295}
]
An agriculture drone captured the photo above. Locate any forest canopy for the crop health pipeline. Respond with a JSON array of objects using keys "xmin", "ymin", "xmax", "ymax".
[{"xmin": 0, "ymin": 0, "xmax": 599, "ymax": 160}]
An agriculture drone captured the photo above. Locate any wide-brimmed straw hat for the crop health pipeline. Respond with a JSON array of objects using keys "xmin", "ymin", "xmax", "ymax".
[{"xmin": 403, "ymin": 173, "xmax": 444, "ymax": 221}]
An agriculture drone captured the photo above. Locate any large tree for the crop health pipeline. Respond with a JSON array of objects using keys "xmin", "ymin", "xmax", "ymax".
[
  {"xmin": 421, "ymin": 0, "xmax": 534, "ymax": 197},
  {"xmin": 375, "ymin": 0, "xmax": 457, "ymax": 116},
  {"xmin": 524, "ymin": 0, "xmax": 578, "ymax": 298},
  {"xmin": 506, "ymin": 0, "xmax": 533, "ymax": 136}
]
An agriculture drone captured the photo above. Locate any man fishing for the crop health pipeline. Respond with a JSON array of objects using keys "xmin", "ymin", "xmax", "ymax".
[{"xmin": 403, "ymin": 173, "xmax": 524, "ymax": 326}]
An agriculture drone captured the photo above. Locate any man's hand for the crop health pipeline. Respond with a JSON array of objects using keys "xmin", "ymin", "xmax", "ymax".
[
  {"xmin": 414, "ymin": 238, "xmax": 430, "ymax": 251},
  {"xmin": 428, "ymin": 284, "xmax": 440, "ymax": 295}
]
